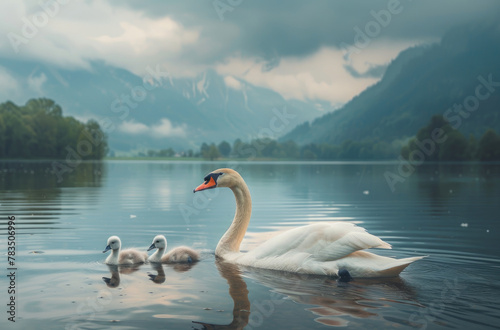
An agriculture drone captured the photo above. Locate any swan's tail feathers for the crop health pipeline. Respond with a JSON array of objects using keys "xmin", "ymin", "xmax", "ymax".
[
  {"xmin": 376, "ymin": 240, "xmax": 392, "ymax": 249},
  {"xmin": 345, "ymin": 231, "xmax": 392, "ymax": 250},
  {"xmin": 378, "ymin": 256, "xmax": 426, "ymax": 277}
]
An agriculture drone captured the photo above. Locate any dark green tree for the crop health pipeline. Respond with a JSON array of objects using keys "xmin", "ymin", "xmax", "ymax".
[
  {"xmin": 218, "ymin": 140, "xmax": 231, "ymax": 157},
  {"xmin": 158, "ymin": 148, "xmax": 175, "ymax": 157},
  {"xmin": 259, "ymin": 138, "xmax": 279, "ymax": 157},
  {"xmin": 232, "ymin": 139, "xmax": 243, "ymax": 157},
  {"xmin": 0, "ymin": 116, "xmax": 5, "ymax": 156},
  {"xmin": 300, "ymin": 143, "xmax": 320, "ymax": 159},
  {"xmin": 439, "ymin": 130, "xmax": 469, "ymax": 161},
  {"xmin": 477, "ymin": 129, "xmax": 500, "ymax": 161},
  {"xmin": 281, "ymin": 140, "xmax": 299, "ymax": 158},
  {"xmin": 0, "ymin": 98, "xmax": 107, "ymax": 160},
  {"xmin": 81, "ymin": 120, "xmax": 108, "ymax": 159},
  {"xmin": 202, "ymin": 143, "xmax": 220, "ymax": 161},
  {"xmin": 302, "ymin": 149, "xmax": 317, "ymax": 160},
  {"xmin": 402, "ymin": 115, "xmax": 457, "ymax": 162},
  {"xmin": 466, "ymin": 134, "xmax": 478, "ymax": 160},
  {"xmin": 200, "ymin": 143, "xmax": 209, "ymax": 157}
]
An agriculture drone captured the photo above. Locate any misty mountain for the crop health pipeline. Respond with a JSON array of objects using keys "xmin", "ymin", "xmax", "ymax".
[
  {"xmin": 282, "ymin": 23, "xmax": 500, "ymax": 146},
  {"xmin": 1, "ymin": 60, "xmax": 328, "ymax": 154}
]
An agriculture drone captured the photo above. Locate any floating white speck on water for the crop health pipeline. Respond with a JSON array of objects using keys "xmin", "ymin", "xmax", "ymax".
[
  {"xmin": 363, "ymin": 190, "xmax": 370, "ymax": 195},
  {"xmin": 486, "ymin": 229, "xmax": 490, "ymax": 233},
  {"xmin": 130, "ymin": 215, "xmax": 136, "ymax": 219},
  {"xmin": 461, "ymin": 223, "xmax": 468, "ymax": 227}
]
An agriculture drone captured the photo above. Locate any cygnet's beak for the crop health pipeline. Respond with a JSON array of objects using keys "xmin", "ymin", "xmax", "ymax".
[
  {"xmin": 147, "ymin": 243, "xmax": 156, "ymax": 251},
  {"xmin": 103, "ymin": 245, "xmax": 111, "ymax": 253}
]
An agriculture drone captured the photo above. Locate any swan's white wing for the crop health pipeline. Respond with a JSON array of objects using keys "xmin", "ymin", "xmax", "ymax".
[
  {"xmin": 245, "ymin": 222, "xmax": 391, "ymax": 262},
  {"xmin": 313, "ymin": 231, "xmax": 391, "ymax": 261}
]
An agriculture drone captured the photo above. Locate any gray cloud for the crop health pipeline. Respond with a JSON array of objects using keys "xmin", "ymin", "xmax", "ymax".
[
  {"xmin": 2, "ymin": 1, "xmax": 499, "ymax": 106},
  {"xmin": 111, "ymin": 0, "xmax": 500, "ymax": 63},
  {"xmin": 344, "ymin": 63, "xmax": 388, "ymax": 79}
]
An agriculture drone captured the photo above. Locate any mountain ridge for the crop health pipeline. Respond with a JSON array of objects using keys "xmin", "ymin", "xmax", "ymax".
[
  {"xmin": 281, "ymin": 23, "xmax": 500, "ymax": 146},
  {"xmin": 0, "ymin": 60, "xmax": 329, "ymax": 154}
]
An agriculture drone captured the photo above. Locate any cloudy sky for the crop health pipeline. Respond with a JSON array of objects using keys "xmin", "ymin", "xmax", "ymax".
[{"xmin": 1, "ymin": 0, "xmax": 499, "ymax": 106}]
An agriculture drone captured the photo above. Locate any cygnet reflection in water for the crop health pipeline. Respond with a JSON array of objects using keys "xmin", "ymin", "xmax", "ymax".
[{"xmin": 102, "ymin": 264, "xmax": 143, "ymax": 288}]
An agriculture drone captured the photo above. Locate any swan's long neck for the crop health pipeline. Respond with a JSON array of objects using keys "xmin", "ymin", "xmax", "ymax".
[
  {"xmin": 149, "ymin": 247, "xmax": 164, "ymax": 262},
  {"xmin": 216, "ymin": 179, "xmax": 252, "ymax": 257}
]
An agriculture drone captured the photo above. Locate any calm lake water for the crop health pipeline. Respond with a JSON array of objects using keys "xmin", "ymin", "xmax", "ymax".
[{"xmin": 0, "ymin": 160, "xmax": 499, "ymax": 329}]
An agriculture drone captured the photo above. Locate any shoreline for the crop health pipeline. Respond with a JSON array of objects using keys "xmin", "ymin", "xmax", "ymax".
[{"xmin": 1, "ymin": 157, "xmax": 499, "ymax": 165}]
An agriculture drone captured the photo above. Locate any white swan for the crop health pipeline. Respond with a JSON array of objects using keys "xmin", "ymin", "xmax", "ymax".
[
  {"xmin": 102, "ymin": 236, "xmax": 148, "ymax": 265},
  {"xmin": 147, "ymin": 234, "xmax": 200, "ymax": 264},
  {"xmin": 193, "ymin": 168, "xmax": 425, "ymax": 278}
]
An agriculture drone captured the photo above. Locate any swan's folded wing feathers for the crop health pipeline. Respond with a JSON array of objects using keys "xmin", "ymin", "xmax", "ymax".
[
  {"xmin": 246, "ymin": 222, "xmax": 390, "ymax": 262},
  {"xmin": 247, "ymin": 223, "xmax": 343, "ymax": 258},
  {"xmin": 245, "ymin": 225, "xmax": 312, "ymax": 258},
  {"xmin": 312, "ymin": 231, "xmax": 392, "ymax": 261}
]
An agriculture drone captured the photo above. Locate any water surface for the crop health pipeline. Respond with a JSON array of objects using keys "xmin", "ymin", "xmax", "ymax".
[{"xmin": 0, "ymin": 160, "xmax": 499, "ymax": 329}]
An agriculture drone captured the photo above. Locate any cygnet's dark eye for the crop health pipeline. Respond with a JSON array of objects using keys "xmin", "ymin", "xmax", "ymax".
[{"xmin": 156, "ymin": 240, "xmax": 160, "ymax": 243}]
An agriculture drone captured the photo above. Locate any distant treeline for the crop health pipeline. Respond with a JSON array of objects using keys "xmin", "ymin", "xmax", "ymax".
[
  {"xmin": 0, "ymin": 98, "xmax": 108, "ymax": 159},
  {"xmin": 401, "ymin": 115, "xmax": 500, "ymax": 162},
  {"xmin": 193, "ymin": 115, "xmax": 500, "ymax": 162},
  {"xmin": 139, "ymin": 148, "xmax": 176, "ymax": 158},
  {"xmin": 190, "ymin": 138, "xmax": 399, "ymax": 160}
]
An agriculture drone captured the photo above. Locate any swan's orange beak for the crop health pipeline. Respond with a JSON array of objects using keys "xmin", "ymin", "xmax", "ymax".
[{"xmin": 193, "ymin": 176, "xmax": 217, "ymax": 192}]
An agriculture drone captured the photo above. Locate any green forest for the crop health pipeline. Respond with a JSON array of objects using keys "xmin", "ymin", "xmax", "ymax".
[
  {"xmin": 2, "ymin": 98, "xmax": 498, "ymax": 162},
  {"xmin": 0, "ymin": 98, "xmax": 108, "ymax": 160},
  {"xmin": 189, "ymin": 137, "xmax": 398, "ymax": 160},
  {"xmin": 192, "ymin": 114, "xmax": 500, "ymax": 161},
  {"xmin": 401, "ymin": 115, "xmax": 500, "ymax": 162},
  {"xmin": 144, "ymin": 138, "xmax": 398, "ymax": 161}
]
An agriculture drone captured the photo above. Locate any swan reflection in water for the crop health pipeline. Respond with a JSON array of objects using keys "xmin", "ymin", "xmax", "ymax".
[
  {"xmin": 194, "ymin": 260, "xmax": 422, "ymax": 329},
  {"xmin": 193, "ymin": 261, "xmax": 250, "ymax": 330}
]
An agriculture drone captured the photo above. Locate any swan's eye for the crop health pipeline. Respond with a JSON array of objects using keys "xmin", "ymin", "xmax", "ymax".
[
  {"xmin": 218, "ymin": 172, "xmax": 224, "ymax": 176},
  {"xmin": 156, "ymin": 240, "xmax": 160, "ymax": 243}
]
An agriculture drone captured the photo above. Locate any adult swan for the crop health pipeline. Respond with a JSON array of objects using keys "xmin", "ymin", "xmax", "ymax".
[{"xmin": 194, "ymin": 168, "xmax": 424, "ymax": 278}]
